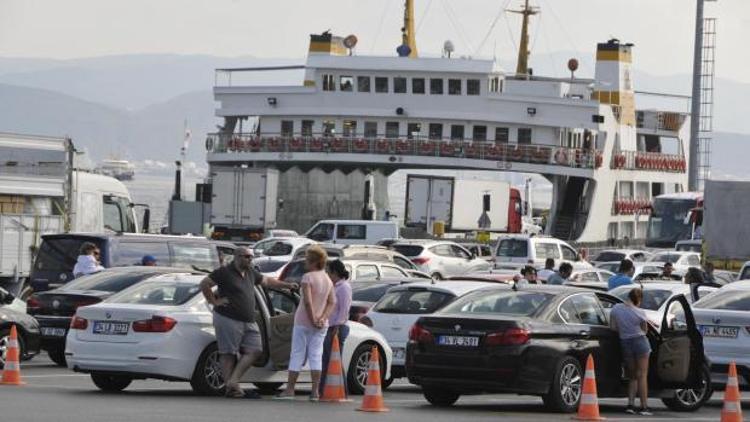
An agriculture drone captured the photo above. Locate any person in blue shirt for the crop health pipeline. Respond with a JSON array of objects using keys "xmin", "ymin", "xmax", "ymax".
[{"xmin": 608, "ymin": 259, "xmax": 635, "ymax": 290}]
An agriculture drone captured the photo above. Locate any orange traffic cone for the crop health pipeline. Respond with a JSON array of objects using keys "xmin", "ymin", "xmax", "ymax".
[
  {"xmin": 356, "ymin": 345, "xmax": 388, "ymax": 412},
  {"xmin": 321, "ymin": 332, "xmax": 350, "ymax": 402},
  {"xmin": 721, "ymin": 361, "xmax": 743, "ymax": 422},
  {"xmin": 573, "ymin": 354, "xmax": 604, "ymax": 421},
  {"xmin": 1, "ymin": 325, "xmax": 24, "ymax": 386}
]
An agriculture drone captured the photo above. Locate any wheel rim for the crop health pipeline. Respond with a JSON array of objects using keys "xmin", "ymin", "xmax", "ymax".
[
  {"xmin": 355, "ymin": 350, "xmax": 372, "ymax": 389},
  {"xmin": 0, "ymin": 335, "xmax": 8, "ymax": 366},
  {"xmin": 560, "ymin": 363, "xmax": 582, "ymax": 407},
  {"xmin": 204, "ymin": 350, "xmax": 225, "ymax": 391},
  {"xmin": 675, "ymin": 372, "xmax": 708, "ymax": 406}
]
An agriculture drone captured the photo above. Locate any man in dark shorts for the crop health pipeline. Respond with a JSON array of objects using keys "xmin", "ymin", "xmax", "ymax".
[{"xmin": 200, "ymin": 246, "xmax": 297, "ymax": 398}]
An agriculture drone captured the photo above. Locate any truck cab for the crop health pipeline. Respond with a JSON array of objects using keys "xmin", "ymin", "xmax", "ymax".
[{"xmin": 70, "ymin": 171, "xmax": 145, "ymax": 233}]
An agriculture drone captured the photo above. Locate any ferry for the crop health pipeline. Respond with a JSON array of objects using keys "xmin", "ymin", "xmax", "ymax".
[
  {"xmin": 98, "ymin": 158, "xmax": 135, "ymax": 181},
  {"xmin": 205, "ymin": 0, "xmax": 689, "ymax": 244}
]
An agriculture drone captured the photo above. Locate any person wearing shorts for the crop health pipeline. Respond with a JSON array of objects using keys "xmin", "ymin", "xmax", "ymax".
[
  {"xmin": 610, "ymin": 288, "xmax": 652, "ymax": 416},
  {"xmin": 200, "ymin": 246, "xmax": 297, "ymax": 398}
]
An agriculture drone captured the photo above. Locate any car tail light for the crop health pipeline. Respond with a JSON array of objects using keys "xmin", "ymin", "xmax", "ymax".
[
  {"xmin": 412, "ymin": 257, "xmax": 430, "ymax": 265},
  {"xmin": 132, "ymin": 316, "xmax": 178, "ymax": 333},
  {"xmin": 485, "ymin": 328, "xmax": 530, "ymax": 346},
  {"xmin": 26, "ymin": 295, "xmax": 42, "ymax": 312},
  {"xmin": 70, "ymin": 315, "xmax": 88, "ymax": 330},
  {"xmin": 359, "ymin": 316, "xmax": 373, "ymax": 327},
  {"xmin": 408, "ymin": 323, "xmax": 434, "ymax": 343}
]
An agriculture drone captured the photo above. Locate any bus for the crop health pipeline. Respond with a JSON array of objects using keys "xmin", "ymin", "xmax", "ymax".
[{"xmin": 645, "ymin": 192, "xmax": 703, "ymax": 248}]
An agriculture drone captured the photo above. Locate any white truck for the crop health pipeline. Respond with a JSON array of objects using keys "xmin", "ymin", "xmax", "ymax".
[
  {"xmin": 0, "ymin": 133, "xmax": 148, "ymax": 295},
  {"xmin": 405, "ymin": 175, "xmax": 523, "ymax": 234},
  {"xmin": 209, "ymin": 167, "xmax": 279, "ymax": 242}
]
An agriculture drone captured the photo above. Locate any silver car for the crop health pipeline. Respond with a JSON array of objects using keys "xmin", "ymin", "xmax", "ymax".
[{"xmin": 391, "ymin": 240, "xmax": 491, "ymax": 280}]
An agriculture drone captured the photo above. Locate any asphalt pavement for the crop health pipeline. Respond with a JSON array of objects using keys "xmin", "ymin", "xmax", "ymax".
[{"xmin": 1, "ymin": 355, "xmax": 746, "ymax": 422}]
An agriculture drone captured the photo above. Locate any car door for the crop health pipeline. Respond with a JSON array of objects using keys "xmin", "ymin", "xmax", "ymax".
[
  {"xmin": 380, "ymin": 265, "xmax": 408, "ymax": 278},
  {"xmin": 450, "ymin": 245, "xmax": 475, "ymax": 274},
  {"xmin": 649, "ymin": 294, "xmax": 705, "ymax": 388},
  {"xmin": 354, "ymin": 264, "xmax": 380, "ymax": 281},
  {"xmin": 429, "ymin": 244, "xmax": 455, "ymax": 275},
  {"xmin": 264, "ymin": 288, "xmax": 299, "ymax": 370}
]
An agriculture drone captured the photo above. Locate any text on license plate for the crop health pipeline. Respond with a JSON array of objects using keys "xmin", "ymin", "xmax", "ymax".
[
  {"xmin": 41, "ymin": 327, "xmax": 67, "ymax": 337},
  {"xmin": 701, "ymin": 325, "xmax": 739, "ymax": 338},
  {"xmin": 93, "ymin": 321, "xmax": 130, "ymax": 335},
  {"xmin": 438, "ymin": 335, "xmax": 479, "ymax": 347}
]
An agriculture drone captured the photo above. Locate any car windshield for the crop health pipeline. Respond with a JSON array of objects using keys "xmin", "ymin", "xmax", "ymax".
[
  {"xmin": 263, "ymin": 242, "xmax": 294, "ymax": 257},
  {"xmin": 496, "ymin": 239, "xmax": 528, "ymax": 257},
  {"xmin": 352, "ymin": 284, "xmax": 393, "ymax": 303},
  {"xmin": 107, "ymin": 281, "xmax": 201, "ymax": 306},
  {"xmin": 255, "ymin": 260, "xmax": 287, "ymax": 273},
  {"xmin": 373, "ymin": 289, "xmax": 454, "ymax": 314},
  {"xmin": 391, "ymin": 245, "xmax": 424, "ymax": 257},
  {"xmin": 611, "ymin": 287, "xmax": 673, "ymax": 311},
  {"xmin": 441, "ymin": 290, "xmax": 553, "ymax": 316},
  {"xmin": 649, "ymin": 254, "xmax": 681, "ymax": 264},
  {"xmin": 694, "ymin": 289, "xmax": 750, "ymax": 311},
  {"xmin": 59, "ymin": 271, "xmax": 166, "ymax": 293},
  {"xmin": 35, "ymin": 238, "xmax": 104, "ymax": 271},
  {"xmin": 593, "ymin": 252, "xmax": 625, "ymax": 262}
]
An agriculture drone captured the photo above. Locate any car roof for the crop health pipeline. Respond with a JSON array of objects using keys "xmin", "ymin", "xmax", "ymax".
[
  {"xmin": 95, "ymin": 266, "xmax": 204, "ymax": 274},
  {"xmin": 611, "ymin": 282, "xmax": 689, "ymax": 291},
  {"xmin": 338, "ymin": 258, "xmax": 404, "ymax": 266},
  {"xmin": 42, "ymin": 233, "xmax": 212, "ymax": 242},
  {"xmin": 315, "ymin": 220, "xmax": 396, "ymax": 225},
  {"xmin": 387, "ymin": 280, "xmax": 500, "ymax": 296},
  {"xmin": 719, "ymin": 279, "xmax": 750, "ymax": 290},
  {"xmin": 595, "ymin": 249, "xmax": 647, "ymax": 255},
  {"xmin": 257, "ymin": 237, "xmax": 313, "ymax": 246}
]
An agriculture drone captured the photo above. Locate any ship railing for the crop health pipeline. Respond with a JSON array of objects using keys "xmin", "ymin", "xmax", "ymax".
[
  {"xmin": 609, "ymin": 150, "xmax": 686, "ymax": 173},
  {"xmin": 612, "ymin": 197, "xmax": 653, "ymax": 216},
  {"xmin": 205, "ymin": 134, "xmax": 606, "ymax": 170}
]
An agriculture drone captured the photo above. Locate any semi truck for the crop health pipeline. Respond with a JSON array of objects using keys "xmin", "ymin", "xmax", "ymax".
[
  {"xmin": 0, "ymin": 132, "xmax": 148, "ymax": 296},
  {"xmin": 405, "ymin": 175, "xmax": 523, "ymax": 234},
  {"xmin": 702, "ymin": 180, "xmax": 750, "ymax": 272}
]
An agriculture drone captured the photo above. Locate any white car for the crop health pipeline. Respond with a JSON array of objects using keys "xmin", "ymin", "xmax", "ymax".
[
  {"xmin": 392, "ymin": 240, "xmax": 491, "ymax": 280},
  {"xmin": 692, "ymin": 280, "xmax": 750, "ymax": 390},
  {"xmin": 595, "ymin": 262, "xmax": 671, "ymax": 281},
  {"xmin": 493, "ymin": 235, "xmax": 592, "ymax": 272},
  {"xmin": 647, "ymin": 251, "xmax": 702, "ymax": 272},
  {"xmin": 253, "ymin": 237, "xmax": 315, "ymax": 277},
  {"xmin": 590, "ymin": 249, "xmax": 652, "ymax": 266},
  {"xmin": 361, "ymin": 281, "xmax": 495, "ymax": 381},
  {"xmin": 609, "ymin": 282, "xmax": 718, "ymax": 329},
  {"xmin": 65, "ymin": 274, "xmax": 391, "ymax": 395}
]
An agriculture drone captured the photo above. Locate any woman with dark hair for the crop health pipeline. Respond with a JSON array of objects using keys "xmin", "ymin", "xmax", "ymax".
[
  {"xmin": 318, "ymin": 259, "xmax": 353, "ymax": 396},
  {"xmin": 610, "ymin": 288, "xmax": 652, "ymax": 416},
  {"xmin": 72, "ymin": 242, "xmax": 103, "ymax": 278}
]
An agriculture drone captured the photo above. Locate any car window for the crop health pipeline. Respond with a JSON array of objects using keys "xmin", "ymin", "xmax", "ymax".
[
  {"xmin": 352, "ymin": 284, "xmax": 392, "ymax": 302},
  {"xmin": 170, "ymin": 243, "xmax": 217, "ymax": 270},
  {"xmin": 392, "ymin": 245, "xmax": 424, "ymax": 257},
  {"xmin": 107, "ymin": 281, "xmax": 201, "ymax": 305},
  {"xmin": 593, "ymin": 252, "xmax": 625, "ymax": 262},
  {"xmin": 430, "ymin": 244, "xmax": 454, "ymax": 257},
  {"xmin": 380, "ymin": 265, "xmax": 407, "ymax": 278},
  {"xmin": 337, "ymin": 224, "xmax": 366, "ymax": 240},
  {"xmin": 355, "ymin": 265, "xmax": 379, "ymax": 281},
  {"xmin": 60, "ymin": 271, "xmax": 164, "ymax": 292},
  {"xmin": 373, "ymin": 289, "xmax": 454, "ymax": 314},
  {"xmin": 611, "ymin": 287, "xmax": 673, "ymax": 311},
  {"xmin": 481, "ymin": 246, "xmax": 491, "ymax": 256},
  {"xmin": 451, "ymin": 245, "xmax": 471, "ymax": 259},
  {"xmin": 740, "ymin": 267, "xmax": 750, "ymax": 281},
  {"xmin": 665, "ymin": 300, "xmax": 688, "ymax": 331},
  {"xmin": 631, "ymin": 253, "xmax": 646, "ymax": 262},
  {"xmin": 266, "ymin": 290, "xmax": 297, "ymax": 315},
  {"xmin": 579, "ymin": 272, "xmax": 600, "ymax": 282},
  {"xmin": 535, "ymin": 242, "xmax": 561, "ymax": 260},
  {"xmin": 570, "ymin": 294, "xmax": 608, "ymax": 326},
  {"xmin": 280, "ymin": 260, "xmax": 307, "ymax": 283},
  {"xmin": 686, "ymin": 255, "xmax": 700, "ymax": 266},
  {"xmin": 467, "ymin": 246, "xmax": 479, "ymax": 256},
  {"xmin": 255, "ymin": 260, "xmax": 287, "ymax": 273},
  {"xmin": 597, "ymin": 271, "xmax": 614, "ymax": 282},
  {"xmin": 649, "ymin": 253, "xmax": 680, "ymax": 264},
  {"xmin": 253, "ymin": 239, "xmax": 275, "ymax": 255},
  {"xmin": 263, "ymin": 242, "xmax": 293, "ymax": 257},
  {"xmin": 558, "ymin": 297, "xmax": 582, "ymax": 324},
  {"xmin": 496, "ymin": 239, "xmax": 528, "ymax": 258},
  {"xmin": 216, "ymin": 246, "xmax": 235, "ymax": 265},
  {"xmin": 442, "ymin": 290, "xmax": 553, "ymax": 316},
  {"xmin": 694, "ymin": 289, "xmax": 750, "ymax": 311},
  {"xmin": 112, "ymin": 241, "xmax": 171, "ymax": 267},
  {"xmin": 35, "ymin": 238, "xmax": 105, "ymax": 271},
  {"xmin": 393, "ymin": 256, "xmax": 415, "ymax": 270},
  {"xmin": 307, "ymin": 223, "xmax": 334, "ymax": 241},
  {"xmin": 560, "ymin": 245, "xmax": 577, "ymax": 261}
]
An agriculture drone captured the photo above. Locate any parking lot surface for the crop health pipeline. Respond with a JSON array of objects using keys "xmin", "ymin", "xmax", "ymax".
[{"xmin": 1, "ymin": 356, "xmax": 746, "ymax": 422}]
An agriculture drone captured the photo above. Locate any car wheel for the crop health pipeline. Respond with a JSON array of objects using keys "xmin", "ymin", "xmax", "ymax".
[
  {"xmin": 90, "ymin": 373, "xmax": 132, "ymax": 392},
  {"xmin": 542, "ymin": 356, "xmax": 583, "ymax": 413},
  {"xmin": 48, "ymin": 347, "xmax": 67, "ymax": 367},
  {"xmin": 423, "ymin": 385, "xmax": 459, "ymax": 407},
  {"xmin": 347, "ymin": 343, "xmax": 386, "ymax": 395},
  {"xmin": 0, "ymin": 328, "xmax": 25, "ymax": 370},
  {"xmin": 190, "ymin": 343, "xmax": 225, "ymax": 396},
  {"xmin": 661, "ymin": 364, "xmax": 713, "ymax": 412},
  {"xmin": 430, "ymin": 272, "xmax": 443, "ymax": 281},
  {"xmin": 382, "ymin": 375, "xmax": 395, "ymax": 390},
  {"xmin": 253, "ymin": 382, "xmax": 283, "ymax": 395}
]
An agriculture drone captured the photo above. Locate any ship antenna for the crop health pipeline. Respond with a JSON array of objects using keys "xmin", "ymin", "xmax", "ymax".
[{"xmin": 508, "ymin": 0, "xmax": 539, "ymax": 76}]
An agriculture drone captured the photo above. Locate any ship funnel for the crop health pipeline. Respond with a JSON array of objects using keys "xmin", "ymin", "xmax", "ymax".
[{"xmin": 593, "ymin": 39, "xmax": 636, "ymax": 126}]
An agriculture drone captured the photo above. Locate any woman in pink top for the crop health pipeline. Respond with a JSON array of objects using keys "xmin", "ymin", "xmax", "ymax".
[{"xmin": 276, "ymin": 245, "xmax": 335, "ymax": 401}]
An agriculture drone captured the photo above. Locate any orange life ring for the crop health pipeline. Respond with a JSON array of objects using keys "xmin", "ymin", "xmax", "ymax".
[
  {"xmin": 536, "ymin": 148, "xmax": 551, "ymax": 163},
  {"xmin": 554, "ymin": 149, "xmax": 567, "ymax": 165},
  {"xmin": 354, "ymin": 138, "xmax": 369, "ymax": 152},
  {"xmin": 248, "ymin": 137, "xmax": 261, "ymax": 151},
  {"xmin": 309, "ymin": 137, "xmax": 324, "ymax": 152},
  {"xmin": 440, "ymin": 142, "xmax": 456, "ymax": 156},
  {"xmin": 376, "ymin": 139, "xmax": 391, "ymax": 153},
  {"xmin": 595, "ymin": 153, "xmax": 603, "ymax": 169},
  {"xmin": 289, "ymin": 137, "xmax": 304, "ymax": 151},
  {"xmin": 420, "ymin": 141, "xmax": 435, "ymax": 155},
  {"xmin": 332, "ymin": 137, "xmax": 347, "ymax": 152},
  {"xmin": 266, "ymin": 137, "xmax": 281, "ymax": 151},
  {"xmin": 465, "ymin": 144, "xmax": 480, "ymax": 158},
  {"xmin": 395, "ymin": 140, "xmax": 410, "ymax": 154}
]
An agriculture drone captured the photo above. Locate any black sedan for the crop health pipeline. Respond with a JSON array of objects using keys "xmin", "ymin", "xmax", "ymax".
[
  {"xmin": 26, "ymin": 266, "xmax": 199, "ymax": 366},
  {"xmin": 1, "ymin": 287, "xmax": 40, "ymax": 368},
  {"xmin": 406, "ymin": 284, "xmax": 711, "ymax": 413}
]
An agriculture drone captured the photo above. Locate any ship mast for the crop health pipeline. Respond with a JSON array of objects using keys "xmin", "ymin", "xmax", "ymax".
[
  {"xmin": 402, "ymin": 0, "xmax": 418, "ymax": 58},
  {"xmin": 508, "ymin": 0, "xmax": 539, "ymax": 75}
]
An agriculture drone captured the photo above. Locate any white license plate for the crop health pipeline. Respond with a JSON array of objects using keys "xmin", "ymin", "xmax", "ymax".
[
  {"xmin": 701, "ymin": 325, "xmax": 739, "ymax": 338},
  {"xmin": 41, "ymin": 327, "xmax": 67, "ymax": 337},
  {"xmin": 438, "ymin": 335, "xmax": 479, "ymax": 347},
  {"xmin": 392, "ymin": 347, "xmax": 405, "ymax": 360},
  {"xmin": 93, "ymin": 321, "xmax": 130, "ymax": 335}
]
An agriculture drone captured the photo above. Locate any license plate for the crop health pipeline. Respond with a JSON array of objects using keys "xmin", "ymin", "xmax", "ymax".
[
  {"xmin": 41, "ymin": 327, "xmax": 67, "ymax": 337},
  {"xmin": 438, "ymin": 335, "xmax": 479, "ymax": 347},
  {"xmin": 93, "ymin": 321, "xmax": 130, "ymax": 335},
  {"xmin": 392, "ymin": 347, "xmax": 405, "ymax": 360},
  {"xmin": 701, "ymin": 325, "xmax": 739, "ymax": 338}
]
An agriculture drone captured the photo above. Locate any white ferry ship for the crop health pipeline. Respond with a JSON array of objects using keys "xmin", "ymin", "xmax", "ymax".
[
  {"xmin": 98, "ymin": 159, "xmax": 135, "ymax": 181},
  {"xmin": 205, "ymin": 0, "xmax": 689, "ymax": 244}
]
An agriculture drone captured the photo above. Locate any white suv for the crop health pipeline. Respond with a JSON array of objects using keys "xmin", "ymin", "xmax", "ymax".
[
  {"xmin": 391, "ymin": 240, "xmax": 491, "ymax": 280},
  {"xmin": 493, "ymin": 235, "xmax": 593, "ymax": 271}
]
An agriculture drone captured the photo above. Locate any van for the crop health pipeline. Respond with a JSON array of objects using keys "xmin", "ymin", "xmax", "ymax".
[
  {"xmin": 29, "ymin": 233, "xmax": 223, "ymax": 293},
  {"xmin": 493, "ymin": 235, "xmax": 593, "ymax": 271},
  {"xmin": 305, "ymin": 220, "xmax": 399, "ymax": 246}
]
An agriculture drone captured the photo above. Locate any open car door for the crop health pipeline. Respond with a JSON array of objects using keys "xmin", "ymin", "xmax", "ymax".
[{"xmin": 265, "ymin": 289, "xmax": 298, "ymax": 370}]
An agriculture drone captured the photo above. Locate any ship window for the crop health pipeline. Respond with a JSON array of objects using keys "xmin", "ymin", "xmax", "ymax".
[
  {"xmin": 412, "ymin": 78, "xmax": 425, "ymax": 94},
  {"xmin": 322, "ymin": 120, "xmax": 336, "ymax": 137},
  {"xmin": 281, "ymin": 120, "xmax": 294, "ymax": 137},
  {"xmin": 467, "ymin": 79, "xmax": 480, "ymax": 95},
  {"xmin": 340, "ymin": 76, "xmax": 354, "ymax": 92},
  {"xmin": 357, "ymin": 76, "xmax": 371, "ymax": 92},
  {"xmin": 430, "ymin": 78, "xmax": 443, "ymax": 95},
  {"xmin": 473, "ymin": 126, "xmax": 487, "ymax": 141},
  {"xmin": 489, "ymin": 76, "xmax": 501, "ymax": 93},
  {"xmin": 394, "ymin": 77, "xmax": 407, "ymax": 94},
  {"xmin": 322, "ymin": 74, "xmax": 335, "ymax": 91},
  {"xmin": 407, "ymin": 123, "xmax": 422, "ymax": 140},
  {"xmin": 343, "ymin": 120, "xmax": 357, "ymax": 138},
  {"xmin": 386, "ymin": 122, "xmax": 400, "ymax": 139},
  {"xmin": 495, "ymin": 127, "xmax": 509, "ymax": 143},
  {"xmin": 429, "ymin": 123, "xmax": 443, "ymax": 140},
  {"xmin": 518, "ymin": 128, "xmax": 532, "ymax": 144},
  {"xmin": 375, "ymin": 77, "xmax": 389, "ymax": 93},
  {"xmin": 448, "ymin": 79, "xmax": 462, "ymax": 95},
  {"xmin": 364, "ymin": 122, "xmax": 378, "ymax": 139},
  {"xmin": 450, "ymin": 125, "xmax": 464, "ymax": 141},
  {"xmin": 301, "ymin": 120, "xmax": 314, "ymax": 137}
]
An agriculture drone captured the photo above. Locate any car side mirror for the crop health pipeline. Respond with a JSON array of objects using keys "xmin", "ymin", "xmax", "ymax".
[{"xmin": 0, "ymin": 287, "xmax": 14, "ymax": 305}]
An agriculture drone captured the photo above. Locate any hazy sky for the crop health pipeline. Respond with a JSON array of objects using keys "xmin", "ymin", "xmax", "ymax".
[{"xmin": 2, "ymin": 0, "xmax": 748, "ymax": 82}]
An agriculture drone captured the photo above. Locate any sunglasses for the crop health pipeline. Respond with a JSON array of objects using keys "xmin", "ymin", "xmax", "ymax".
[{"xmin": 240, "ymin": 255, "xmax": 253, "ymax": 259}]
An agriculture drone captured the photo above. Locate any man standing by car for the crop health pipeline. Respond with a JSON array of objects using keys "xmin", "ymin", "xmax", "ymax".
[
  {"xmin": 199, "ymin": 247, "xmax": 297, "ymax": 398},
  {"xmin": 538, "ymin": 258, "xmax": 555, "ymax": 279},
  {"xmin": 545, "ymin": 262, "xmax": 572, "ymax": 285}
]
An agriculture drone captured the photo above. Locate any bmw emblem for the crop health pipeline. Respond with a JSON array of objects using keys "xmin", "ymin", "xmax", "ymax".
[
  {"xmin": 106, "ymin": 312, "xmax": 112, "ymax": 319},
  {"xmin": 59, "ymin": 273, "xmax": 67, "ymax": 281},
  {"xmin": 454, "ymin": 324, "xmax": 461, "ymax": 332},
  {"xmin": 52, "ymin": 300, "xmax": 60, "ymax": 309}
]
